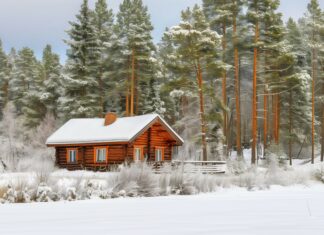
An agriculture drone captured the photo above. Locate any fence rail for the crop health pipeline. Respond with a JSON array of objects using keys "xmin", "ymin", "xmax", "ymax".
[{"xmin": 152, "ymin": 160, "xmax": 227, "ymax": 174}]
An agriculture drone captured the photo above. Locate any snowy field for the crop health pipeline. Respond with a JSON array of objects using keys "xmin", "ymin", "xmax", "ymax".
[{"xmin": 1, "ymin": 185, "xmax": 324, "ymax": 235}]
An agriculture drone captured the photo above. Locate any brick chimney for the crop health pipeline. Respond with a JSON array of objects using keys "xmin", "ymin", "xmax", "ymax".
[{"xmin": 104, "ymin": 112, "xmax": 117, "ymax": 126}]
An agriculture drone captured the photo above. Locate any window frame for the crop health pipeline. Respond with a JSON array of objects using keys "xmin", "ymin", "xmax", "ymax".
[
  {"xmin": 93, "ymin": 146, "xmax": 109, "ymax": 163},
  {"xmin": 66, "ymin": 148, "xmax": 78, "ymax": 163},
  {"xmin": 155, "ymin": 146, "xmax": 165, "ymax": 162},
  {"xmin": 133, "ymin": 145, "xmax": 144, "ymax": 161}
]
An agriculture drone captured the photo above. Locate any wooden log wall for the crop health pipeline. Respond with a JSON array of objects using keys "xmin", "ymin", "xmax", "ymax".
[{"xmin": 55, "ymin": 121, "xmax": 178, "ymax": 170}]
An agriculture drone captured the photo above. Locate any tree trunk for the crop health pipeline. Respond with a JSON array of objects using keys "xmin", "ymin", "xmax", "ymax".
[
  {"xmin": 321, "ymin": 103, "xmax": 324, "ymax": 162},
  {"xmin": 272, "ymin": 94, "xmax": 280, "ymax": 144},
  {"xmin": 233, "ymin": 15, "xmax": 242, "ymax": 158},
  {"xmin": 251, "ymin": 21, "xmax": 259, "ymax": 165},
  {"xmin": 272, "ymin": 95, "xmax": 276, "ymax": 142},
  {"xmin": 197, "ymin": 62, "xmax": 208, "ymax": 161},
  {"xmin": 263, "ymin": 87, "xmax": 268, "ymax": 150},
  {"xmin": 289, "ymin": 90, "xmax": 293, "ymax": 166},
  {"xmin": 322, "ymin": 58, "xmax": 324, "ymax": 162},
  {"xmin": 222, "ymin": 22, "xmax": 228, "ymax": 154},
  {"xmin": 311, "ymin": 46, "xmax": 316, "ymax": 164},
  {"xmin": 99, "ymin": 66, "xmax": 104, "ymax": 117},
  {"xmin": 125, "ymin": 88, "xmax": 130, "ymax": 116},
  {"xmin": 277, "ymin": 95, "xmax": 281, "ymax": 144},
  {"xmin": 130, "ymin": 48, "xmax": 135, "ymax": 116}
]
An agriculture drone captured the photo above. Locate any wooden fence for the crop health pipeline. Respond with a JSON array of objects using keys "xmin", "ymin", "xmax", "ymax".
[{"xmin": 152, "ymin": 160, "xmax": 227, "ymax": 174}]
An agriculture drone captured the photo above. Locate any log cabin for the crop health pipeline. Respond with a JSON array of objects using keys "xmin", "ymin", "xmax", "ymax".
[{"xmin": 46, "ymin": 113, "xmax": 184, "ymax": 170}]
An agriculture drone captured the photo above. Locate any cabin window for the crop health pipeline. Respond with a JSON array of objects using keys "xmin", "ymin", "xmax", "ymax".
[
  {"xmin": 67, "ymin": 148, "xmax": 78, "ymax": 163},
  {"xmin": 155, "ymin": 147, "xmax": 164, "ymax": 162},
  {"xmin": 133, "ymin": 146, "xmax": 143, "ymax": 161},
  {"xmin": 94, "ymin": 147, "xmax": 108, "ymax": 163}
]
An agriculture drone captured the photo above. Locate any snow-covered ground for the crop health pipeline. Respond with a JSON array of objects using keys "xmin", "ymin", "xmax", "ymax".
[{"xmin": 1, "ymin": 185, "xmax": 324, "ymax": 235}]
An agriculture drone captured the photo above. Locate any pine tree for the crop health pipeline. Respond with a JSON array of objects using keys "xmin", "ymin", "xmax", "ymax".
[
  {"xmin": 320, "ymin": 11, "xmax": 324, "ymax": 162},
  {"xmin": 9, "ymin": 47, "xmax": 38, "ymax": 115},
  {"xmin": 166, "ymin": 5, "xmax": 222, "ymax": 161},
  {"xmin": 261, "ymin": 0, "xmax": 286, "ymax": 151},
  {"xmin": 280, "ymin": 18, "xmax": 312, "ymax": 165},
  {"xmin": 93, "ymin": 0, "xmax": 114, "ymax": 114},
  {"xmin": 157, "ymin": 28, "xmax": 188, "ymax": 125},
  {"xmin": 203, "ymin": 0, "xmax": 245, "ymax": 158},
  {"xmin": 302, "ymin": 0, "xmax": 322, "ymax": 164},
  {"xmin": 142, "ymin": 72, "xmax": 166, "ymax": 116},
  {"xmin": 0, "ymin": 40, "xmax": 10, "ymax": 117},
  {"xmin": 246, "ymin": 0, "xmax": 285, "ymax": 163},
  {"xmin": 41, "ymin": 45, "xmax": 62, "ymax": 118},
  {"xmin": 22, "ymin": 61, "xmax": 47, "ymax": 128},
  {"xmin": 203, "ymin": 0, "xmax": 231, "ymax": 152},
  {"xmin": 247, "ymin": 0, "xmax": 263, "ymax": 164},
  {"xmin": 111, "ymin": 0, "xmax": 155, "ymax": 116},
  {"xmin": 60, "ymin": 0, "xmax": 101, "ymax": 119}
]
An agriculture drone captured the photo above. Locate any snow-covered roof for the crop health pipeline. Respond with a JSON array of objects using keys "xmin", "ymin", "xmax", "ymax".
[{"xmin": 46, "ymin": 114, "xmax": 183, "ymax": 146}]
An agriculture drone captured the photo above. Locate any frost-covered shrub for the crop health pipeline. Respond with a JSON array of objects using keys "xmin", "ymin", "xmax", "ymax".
[
  {"xmin": 36, "ymin": 183, "xmax": 52, "ymax": 202},
  {"xmin": 66, "ymin": 187, "xmax": 77, "ymax": 201},
  {"xmin": 226, "ymin": 158, "xmax": 247, "ymax": 175},
  {"xmin": 113, "ymin": 163, "xmax": 159, "ymax": 197},
  {"xmin": 0, "ymin": 103, "xmax": 56, "ymax": 173},
  {"xmin": 234, "ymin": 167, "xmax": 268, "ymax": 191},
  {"xmin": 34, "ymin": 159, "xmax": 54, "ymax": 184},
  {"xmin": 193, "ymin": 174, "xmax": 217, "ymax": 193},
  {"xmin": 98, "ymin": 190, "xmax": 110, "ymax": 199},
  {"xmin": 12, "ymin": 178, "xmax": 32, "ymax": 203},
  {"xmin": 265, "ymin": 144, "xmax": 287, "ymax": 168},
  {"xmin": 314, "ymin": 165, "xmax": 324, "ymax": 183},
  {"xmin": 79, "ymin": 180, "xmax": 109, "ymax": 199},
  {"xmin": 16, "ymin": 188, "xmax": 31, "ymax": 203},
  {"xmin": 17, "ymin": 148, "xmax": 55, "ymax": 172},
  {"xmin": 169, "ymin": 165, "xmax": 196, "ymax": 195},
  {"xmin": 1, "ymin": 185, "xmax": 17, "ymax": 203},
  {"xmin": 158, "ymin": 174, "xmax": 171, "ymax": 196}
]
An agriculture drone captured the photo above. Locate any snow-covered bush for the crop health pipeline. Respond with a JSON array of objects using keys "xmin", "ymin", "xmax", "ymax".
[
  {"xmin": 193, "ymin": 174, "xmax": 217, "ymax": 193},
  {"xmin": 226, "ymin": 158, "xmax": 247, "ymax": 175},
  {"xmin": 36, "ymin": 183, "xmax": 52, "ymax": 202},
  {"xmin": 314, "ymin": 164, "xmax": 324, "ymax": 183},
  {"xmin": 235, "ymin": 166, "xmax": 268, "ymax": 191},
  {"xmin": 2, "ymin": 185, "xmax": 17, "ymax": 203},
  {"xmin": 158, "ymin": 173, "xmax": 171, "ymax": 196},
  {"xmin": 34, "ymin": 159, "xmax": 55, "ymax": 184},
  {"xmin": 16, "ymin": 188, "xmax": 31, "ymax": 203},
  {"xmin": 66, "ymin": 187, "xmax": 77, "ymax": 201},
  {"xmin": 265, "ymin": 144, "xmax": 287, "ymax": 168},
  {"xmin": 112, "ymin": 163, "xmax": 159, "ymax": 197},
  {"xmin": 169, "ymin": 165, "xmax": 196, "ymax": 195}
]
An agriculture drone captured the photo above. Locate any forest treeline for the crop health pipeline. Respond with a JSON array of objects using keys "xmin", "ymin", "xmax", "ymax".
[{"xmin": 0, "ymin": 0, "xmax": 323, "ymax": 163}]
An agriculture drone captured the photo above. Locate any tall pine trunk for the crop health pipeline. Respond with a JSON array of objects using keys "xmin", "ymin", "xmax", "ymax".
[
  {"xmin": 99, "ymin": 66, "xmax": 104, "ymax": 117},
  {"xmin": 289, "ymin": 90, "xmax": 293, "ymax": 166},
  {"xmin": 272, "ymin": 94, "xmax": 280, "ymax": 144},
  {"xmin": 322, "ymin": 58, "xmax": 324, "ymax": 162},
  {"xmin": 125, "ymin": 89, "xmax": 129, "ymax": 116},
  {"xmin": 233, "ymin": 14, "xmax": 242, "ymax": 158},
  {"xmin": 263, "ymin": 88, "xmax": 268, "ymax": 150},
  {"xmin": 311, "ymin": 47, "xmax": 316, "ymax": 164},
  {"xmin": 311, "ymin": 12, "xmax": 317, "ymax": 164},
  {"xmin": 321, "ymin": 101, "xmax": 324, "ymax": 162},
  {"xmin": 272, "ymin": 95, "xmax": 276, "ymax": 142},
  {"xmin": 222, "ymin": 23, "xmax": 228, "ymax": 154},
  {"xmin": 197, "ymin": 62, "xmax": 208, "ymax": 161},
  {"xmin": 251, "ymin": 21, "xmax": 259, "ymax": 164},
  {"xmin": 276, "ymin": 95, "xmax": 281, "ymax": 144},
  {"xmin": 130, "ymin": 48, "xmax": 135, "ymax": 116}
]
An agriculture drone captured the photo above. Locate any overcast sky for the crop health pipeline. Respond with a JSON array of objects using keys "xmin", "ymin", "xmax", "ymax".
[{"xmin": 0, "ymin": 0, "xmax": 323, "ymax": 63}]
